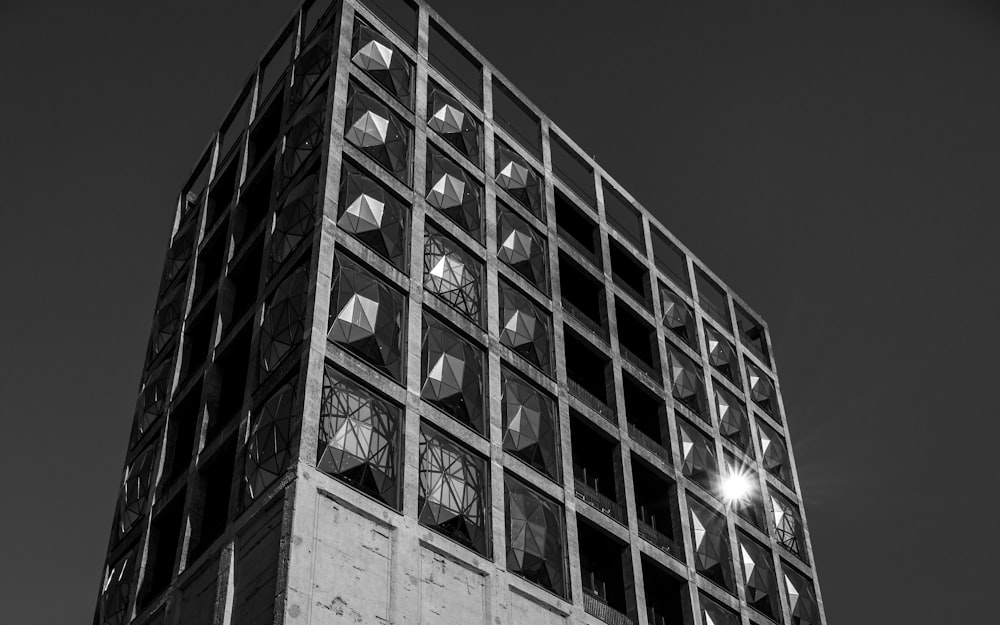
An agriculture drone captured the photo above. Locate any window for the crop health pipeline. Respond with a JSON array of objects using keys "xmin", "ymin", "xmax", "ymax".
[
  {"xmin": 504, "ymin": 474, "xmax": 566, "ymax": 596},
  {"xmin": 501, "ymin": 366, "xmax": 559, "ymax": 480},
  {"xmin": 492, "ymin": 80, "xmax": 541, "ymax": 158},
  {"xmin": 429, "ymin": 20, "xmax": 481, "ymax": 103},
  {"xmin": 420, "ymin": 314, "xmax": 485, "ymax": 434},
  {"xmin": 603, "ymin": 183, "xmax": 643, "ymax": 246},
  {"xmin": 550, "ymin": 133, "xmax": 595, "ymax": 206}
]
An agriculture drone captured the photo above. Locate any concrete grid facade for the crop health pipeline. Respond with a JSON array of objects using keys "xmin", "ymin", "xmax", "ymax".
[{"xmin": 95, "ymin": 1, "xmax": 827, "ymax": 625}]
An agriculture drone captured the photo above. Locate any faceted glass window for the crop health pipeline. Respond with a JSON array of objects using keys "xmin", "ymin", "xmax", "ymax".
[
  {"xmin": 425, "ymin": 147, "xmax": 483, "ymax": 240},
  {"xmin": 501, "ymin": 366, "xmax": 559, "ymax": 481},
  {"xmin": 351, "ymin": 20, "xmax": 413, "ymax": 108},
  {"xmin": 260, "ymin": 266, "xmax": 310, "ymax": 375},
  {"xmin": 758, "ymin": 421, "xmax": 793, "ymax": 485},
  {"xmin": 244, "ymin": 382, "xmax": 300, "ymax": 502},
  {"xmin": 281, "ymin": 93, "xmax": 326, "ymax": 186},
  {"xmin": 269, "ymin": 167, "xmax": 317, "ymax": 275},
  {"xmin": 132, "ymin": 361, "xmax": 171, "ymax": 442},
  {"xmin": 688, "ymin": 498, "xmax": 735, "ymax": 592},
  {"xmin": 328, "ymin": 253, "xmax": 406, "ymax": 381},
  {"xmin": 427, "ymin": 82, "xmax": 481, "ymax": 164},
  {"xmin": 678, "ymin": 420, "xmax": 717, "ymax": 493},
  {"xmin": 318, "ymin": 365, "xmax": 402, "ymax": 509},
  {"xmin": 420, "ymin": 315, "xmax": 485, "ymax": 434},
  {"xmin": 737, "ymin": 531, "xmax": 779, "ymax": 619},
  {"xmin": 423, "ymin": 224, "xmax": 483, "ymax": 323},
  {"xmin": 747, "ymin": 362, "xmax": 778, "ymax": 417},
  {"xmin": 496, "ymin": 202, "xmax": 547, "ymax": 292},
  {"xmin": 771, "ymin": 492, "xmax": 805, "ymax": 557},
  {"xmin": 418, "ymin": 423, "xmax": 490, "ymax": 556},
  {"xmin": 495, "ymin": 141, "xmax": 542, "ymax": 220},
  {"xmin": 150, "ymin": 287, "xmax": 184, "ymax": 361},
  {"xmin": 338, "ymin": 161, "xmax": 409, "ymax": 271},
  {"xmin": 99, "ymin": 549, "xmax": 134, "ymax": 625},
  {"xmin": 345, "ymin": 83, "xmax": 412, "ymax": 184},
  {"xmin": 716, "ymin": 388, "xmax": 752, "ymax": 455},
  {"xmin": 724, "ymin": 453, "xmax": 765, "ymax": 530},
  {"xmin": 667, "ymin": 347, "xmax": 708, "ymax": 419},
  {"xmin": 116, "ymin": 444, "xmax": 157, "ymax": 537},
  {"xmin": 505, "ymin": 474, "xmax": 566, "ymax": 597},
  {"xmin": 705, "ymin": 325, "xmax": 739, "ymax": 385},
  {"xmin": 499, "ymin": 280, "xmax": 553, "ymax": 375},
  {"xmin": 782, "ymin": 564, "xmax": 821, "ymax": 625},
  {"xmin": 659, "ymin": 284, "xmax": 696, "ymax": 347},
  {"xmin": 700, "ymin": 593, "xmax": 739, "ymax": 625},
  {"xmin": 736, "ymin": 304, "xmax": 770, "ymax": 365},
  {"xmin": 290, "ymin": 29, "xmax": 333, "ymax": 109},
  {"xmin": 161, "ymin": 225, "xmax": 194, "ymax": 295}
]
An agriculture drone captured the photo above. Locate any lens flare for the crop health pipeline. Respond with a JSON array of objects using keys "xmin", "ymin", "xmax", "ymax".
[{"xmin": 719, "ymin": 465, "xmax": 753, "ymax": 505}]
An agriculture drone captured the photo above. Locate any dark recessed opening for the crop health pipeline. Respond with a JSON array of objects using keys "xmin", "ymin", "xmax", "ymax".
[
  {"xmin": 162, "ymin": 383, "xmax": 202, "ymax": 487},
  {"xmin": 610, "ymin": 240, "xmax": 649, "ymax": 307},
  {"xmin": 138, "ymin": 490, "xmax": 186, "ymax": 608},
  {"xmin": 564, "ymin": 331, "xmax": 610, "ymax": 406},
  {"xmin": 615, "ymin": 300, "xmax": 658, "ymax": 375},
  {"xmin": 570, "ymin": 411, "xmax": 618, "ymax": 502},
  {"xmin": 623, "ymin": 375, "xmax": 667, "ymax": 451},
  {"xmin": 234, "ymin": 160, "xmax": 274, "ymax": 246},
  {"xmin": 429, "ymin": 20, "xmax": 481, "ymax": 104},
  {"xmin": 193, "ymin": 226, "xmax": 228, "ymax": 305},
  {"xmin": 190, "ymin": 436, "xmax": 237, "ymax": 561},
  {"xmin": 555, "ymin": 190, "xmax": 599, "ymax": 262},
  {"xmin": 550, "ymin": 134, "xmax": 595, "ymax": 206},
  {"xmin": 223, "ymin": 235, "xmax": 263, "ymax": 332},
  {"xmin": 577, "ymin": 517, "xmax": 630, "ymax": 617},
  {"xmin": 652, "ymin": 229, "xmax": 688, "ymax": 293},
  {"xmin": 558, "ymin": 252, "xmax": 605, "ymax": 334},
  {"xmin": 208, "ymin": 325, "xmax": 251, "ymax": 439},
  {"xmin": 696, "ymin": 270, "xmax": 729, "ymax": 329},
  {"xmin": 207, "ymin": 159, "xmax": 239, "ymax": 227},
  {"xmin": 181, "ymin": 303, "xmax": 215, "ymax": 383},
  {"xmin": 642, "ymin": 557, "xmax": 688, "ymax": 625},
  {"xmin": 492, "ymin": 80, "xmax": 541, "ymax": 158},
  {"xmin": 248, "ymin": 91, "xmax": 284, "ymax": 173},
  {"xmin": 632, "ymin": 459, "xmax": 682, "ymax": 556},
  {"xmin": 603, "ymin": 184, "xmax": 643, "ymax": 246},
  {"xmin": 260, "ymin": 30, "xmax": 294, "ymax": 102},
  {"xmin": 361, "ymin": 0, "xmax": 418, "ymax": 46}
]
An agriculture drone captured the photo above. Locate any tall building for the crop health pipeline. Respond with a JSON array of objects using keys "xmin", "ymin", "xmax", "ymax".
[{"xmin": 95, "ymin": 1, "xmax": 827, "ymax": 624}]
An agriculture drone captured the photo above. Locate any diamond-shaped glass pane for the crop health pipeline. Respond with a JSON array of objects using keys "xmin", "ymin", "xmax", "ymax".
[
  {"xmin": 688, "ymin": 497, "xmax": 735, "ymax": 591},
  {"xmin": 318, "ymin": 365, "xmax": 402, "ymax": 509},
  {"xmin": 244, "ymin": 382, "xmax": 300, "ymax": 502},
  {"xmin": 418, "ymin": 424, "xmax": 490, "ymax": 556},
  {"xmin": 328, "ymin": 254, "xmax": 406, "ymax": 381},
  {"xmin": 420, "ymin": 315, "xmax": 485, "ymax": 434},
  {"xmin": 499, "ymin": 280, "xmax": 552, "ymax": 374},
  {"xmin": 747, "ymin": 362, "xmax": 778, "ymax": 417},
  {"xmin": 260, "ymin": 266, "xmax": 309, "ymax": 376},
  {"xmin": 678, "ymin": 420, "xmax": 717, "ymax": 492},
  {"xmin": 423, "ymin": 225, "xmax": 482, "ymax": 323},
  {"xmin": 495, "ymin": 142, "xmax": 542, "ymax": 219},
  {"xmin": 427, "ymin": 83, "xmax": 481, "ymax": 164},
  {"xmin": 425, "ymin": 148, "xmax": 482, "ymax": 240},
  {"xmin": 758, "ymin": 421, "xmax": 793, "ymax": 485},
  {"xmin": 337, "ymin": 161, "xmax": 409, "ymax": 270},
  {"xmin": 351, "ymin": 21, "xmax": 413, "ymax": 108},
  {"xmin": 782, "ymin": 564, "xmax": 821, "ymax": 625},
  {"xmin": 505, "ymin": 475, "xmax": 566, "ymax": 597},
  {"xmin": 705, "ymin": 325, "xmax": 739, "ymax": 385},
  {"xmin": 345, "ymin": 84, "xmax": 412, "ymax": 183},
  {"xmin": 738, "ymin": 531, "xmax": 779, "ymax": 618},
  {"xmin": 715, "ymin": 388, "xmax": 752, "ymax": 455},
  {"xmin": 667, "ymin": 347, "xmax": 707, "ymax": 419},
  {"xmin": 501, "ymin": 367, "xmax": 559, "ymax": 480}
]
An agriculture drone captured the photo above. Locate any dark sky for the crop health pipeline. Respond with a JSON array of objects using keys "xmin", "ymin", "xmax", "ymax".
[{"xmin": 1, "ymin": 1, "xmax": 997, "ymax": 623}]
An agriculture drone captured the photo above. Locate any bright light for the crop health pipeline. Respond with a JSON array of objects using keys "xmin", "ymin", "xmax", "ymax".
[{"xmin": 719, "ymin": 467, "xmax": 753, "ymax": 505}]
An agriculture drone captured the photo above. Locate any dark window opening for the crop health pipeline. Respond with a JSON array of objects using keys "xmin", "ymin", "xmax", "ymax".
[
  {"xmin": 616, "ymin": 302, "xmax": 658, "ymax": 377},
  {"xmin": 570, "ymin": 412, "xmax": 619, "ymax": 504},
  {"xmin": 248, "ymin": 92, "xmax": 284, "ymax": 173},
  {"xmin": 428, "ymin": 21, "xmax": 481, "ymax": 104},
  {"xmin": 603, "ymin": 184, "xmax": 643, "ymax": 246},
  {"xmin": 190, "ymin": 436, "xmax": 236, "ymax": 560},
  {"xmin": 193, "ymin": 224, "xmax": 228, "ymax": 305},
  {"xmin": 183, "ymin": 154, "xmax": 211, "ymax": 217},
  {"xmin": 609, "ymin": 240, "xmax": 649, "ymax": 307},
  {"xmin": 736, "ymin": 305, "xmax": 770, "ymax": 364},
  {"xmin": 303, "ymin": 0, "xmax": 338, "ymax": 40},
  {"xmin": 695, "ymin": 270, "xmax": 729, "ymax": 329},
  {"xmin": 577, "ymin": 518, "xmax": 631, "ymax": 620},
  {"xmin": 260, "ymin": 28, "xmax": 294, "ymax": 101},
  {"xmin": 550, "ymin": 134, "xmax": 595, "ymax": 206},
  {"xmin": 138, "ymin": 490, "xmax": 186, "ymax": 608},
  {"xmin": 360, "ymin": 0, "xmax": 418, "ymax": 46},
  {"xmin": 632, "ymin": 460, "xmax": 683, "ymax": 561},
  {"xmin": 492, "ymin": 80, "xmax": 541, "ymax": 158},
  {"xmin": 234, "ymin": 161, "xmax": 274, "ymax": 246},
  {"xmin": 564, "ymin": 330, "xmax": 612, "ymax": 413},
  {"xmin": 181, "ymin": 303, "xmax": 215, "ymax": 383},
  {"xmin": 222, "ymin": 235, "xmax": 263, "ymax": 333},
  {"xmin": 207, "ymin": 159, "xmax": 239, "ymax": 228},
  {"xmin": 555, "ymin": 190, "xmax": 599, "ymax": 263},
  {"xmin": 651, "ymin": 229, "xmax": 688, "ymax": 293},
  {"xmin": 623, "ymin": 375, "xmax": 668, "ymax": 456},
  {"xmin": 208, "ymin": 325, "xmax": 252, "ymax": 439},
  {"xmin": 558, "ymin": 252, "xmax": 605, "ymax": 338},
  {"xmin": 162, "ymin": 384, "xmax": 201, "ymax": 488},
  {"xmin": 219, "ymin": 88, "xmax": 251, "ymax": 163},
  {"xmin": 642, "ymin": 558, "xmax": 688, "ymax": 625}
]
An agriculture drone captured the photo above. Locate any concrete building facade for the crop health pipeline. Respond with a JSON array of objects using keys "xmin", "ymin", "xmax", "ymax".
[{"xmin": 95, "ymin": 1, "xmax": 827, "ymax": 624}]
